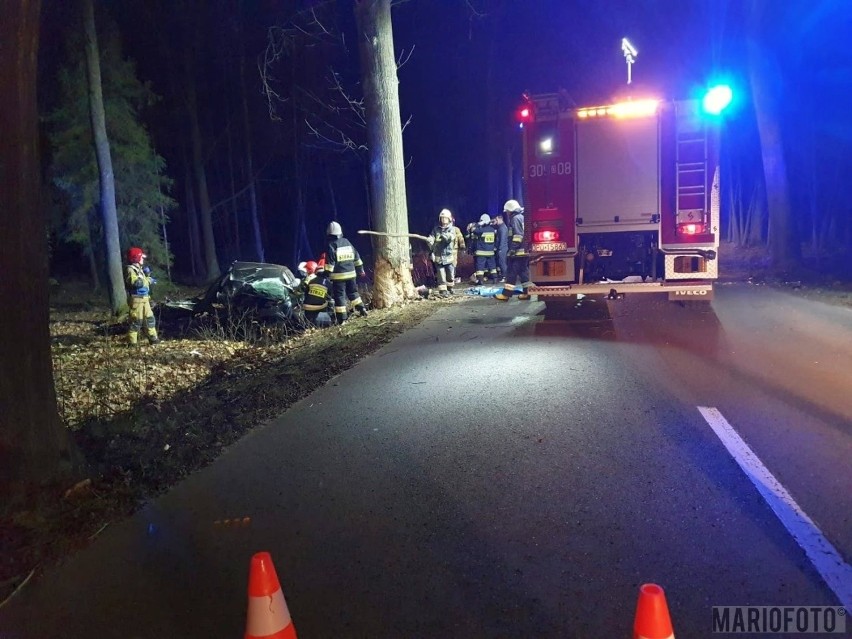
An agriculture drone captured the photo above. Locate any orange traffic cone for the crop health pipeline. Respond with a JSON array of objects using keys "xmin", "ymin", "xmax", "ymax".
[
  {"xmin": 244, "ymin": 552, "xmax": 297, "ymax": 639},
  {"xmin": 633, "ymin": 583, "xmax": 675, "ymax": 639}
]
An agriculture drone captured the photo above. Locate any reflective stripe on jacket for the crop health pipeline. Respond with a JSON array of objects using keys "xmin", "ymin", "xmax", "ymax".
[
  {"xmin": 326, "ymin": 237, "xmax": 365, "ymax": 281},
  {"xmin": 473, "ymin": 225, "xmax": 496, "ymax": 257},
  {"xmin": 508, "ymin": 213, "xmax": 528, "ymax": 257},
  {"xmin": 303, "ymin": 273, "xmax": 331, "ymax": 311}
]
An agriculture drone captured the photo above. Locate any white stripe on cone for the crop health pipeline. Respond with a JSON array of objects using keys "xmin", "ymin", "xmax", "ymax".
[{"xmin": 245, "ymin": 588, "xmax": 292, "ymax": 637}]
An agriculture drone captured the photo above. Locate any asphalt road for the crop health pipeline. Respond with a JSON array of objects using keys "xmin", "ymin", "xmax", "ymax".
[{"xmin": 2, "ymin": 283, "xmax": 851, "ymax": 638}]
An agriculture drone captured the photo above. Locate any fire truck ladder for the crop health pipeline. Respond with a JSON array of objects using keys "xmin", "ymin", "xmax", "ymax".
[{"xmin": 676, "ymin": 127, "xmax": 708, "ymax": 218}]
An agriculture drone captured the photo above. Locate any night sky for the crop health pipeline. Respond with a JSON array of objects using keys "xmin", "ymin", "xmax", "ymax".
[{"xmin": 39, "ymin": 0, "xmax": 852, "ymax": 277}]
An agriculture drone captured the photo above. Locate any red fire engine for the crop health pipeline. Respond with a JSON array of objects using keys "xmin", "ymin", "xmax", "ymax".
[{"xmin": 517, "ymin": 85, "xmax": 731, "ymax": 302}]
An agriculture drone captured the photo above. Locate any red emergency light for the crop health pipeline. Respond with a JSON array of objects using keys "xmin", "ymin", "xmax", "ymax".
[
  {"xmin": 533, "ymin": 230, "xmax": 561, "ymax": 243},
  {"xmin": 678, "ymin": 223, "xmax": 705, "ymax": 235},
  {"xmin": 516, "ymin": 105, "xmax": 532, "ymax": 122}
]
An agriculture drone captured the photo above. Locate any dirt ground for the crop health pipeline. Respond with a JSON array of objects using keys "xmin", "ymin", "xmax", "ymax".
[{"xmin": 2, "ymin": 244, "xmax": 850, "ymax": 607}]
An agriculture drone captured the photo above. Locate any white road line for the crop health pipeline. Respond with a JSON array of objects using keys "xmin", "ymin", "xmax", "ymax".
[{"xmin": 698, "ymin": 406, "xmax": 852, "ymax": 614}]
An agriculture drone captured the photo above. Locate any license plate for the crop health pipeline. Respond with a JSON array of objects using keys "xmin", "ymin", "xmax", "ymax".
[{"xmin": 532, "ymin": 242, "xmax": 568, "ymax": 252}]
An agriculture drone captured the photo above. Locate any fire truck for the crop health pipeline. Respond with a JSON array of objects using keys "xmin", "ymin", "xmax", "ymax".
[{"xmin": 516, "ymin": 85, "xmax": 731, "ymax": 303}]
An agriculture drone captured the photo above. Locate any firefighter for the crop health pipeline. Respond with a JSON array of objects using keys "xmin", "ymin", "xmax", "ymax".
[
  {"xmin": 450, "ymin": 213, "xmax": 466, "ymax": 266},
  {"xmin": 296, "ymin": 260, "xmax": 319, "ymax": 295},
  {"xmin": 296, "ymin": 261, "xmax": 309, "ymax": 281},
  {"xmin": 125, "ymin": 247, "xmax": 159, "ymax": 345},
  {"xmin": 325, "ymin": 221, "xmax": 367, "ymax": 323},
  {"xmin": 428, "ymin": 209, "xmax": 458, "ymax": 297},
  {"xmin": 493, "ymin": 213, "xmax": 509, "ymax": 282},
  {"xmin": 471, "ymin": 213, "xmax": 497, "ymax": 285},
  {"xmin": 495, "ymin": 200, "xmax": 533, "ymax": 301},
  {"xmin": 300, "ymin": 261, "xmax": 332, "ymax": 327}
]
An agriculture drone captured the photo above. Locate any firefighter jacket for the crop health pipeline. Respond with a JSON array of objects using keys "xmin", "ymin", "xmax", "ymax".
[
  {"xmin": 302, "ymin": 271, "xmax": 331, "ymax": 312},
  {"xmin": 125, "ymin": 263, "xmax": 153, "ymax": 297},
  {"xmin": 508, "ymin": 212, "xmax": 528, "ymax": 257},
  {"xmin": 428, "ymin": 224, "xmax": 456, "ymax": 265},
  {"xmin": 472, "ymin": 223, "xmax": 496, "ymax": 257},
  {"xmin": 326, "ymin": 237, "xmax": 365, "ymax": 281},
  {"xmin": 452, "ymin": 226, "xmax": 466, "ymax": 262}
]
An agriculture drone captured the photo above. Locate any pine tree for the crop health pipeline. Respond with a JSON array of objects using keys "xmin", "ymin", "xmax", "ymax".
[{"xmin": 47, "ymin": 14, "xmax": 175, "ymax": 282}]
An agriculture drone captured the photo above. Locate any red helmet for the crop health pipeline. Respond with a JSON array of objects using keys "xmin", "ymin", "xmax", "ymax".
[
  {"xmin": 305, "ymin": 260, "xmax": 318, "ymax": 275},
  {"xmin": 127, "ymin": 247, "xmax": 146, "ymax": 263}
]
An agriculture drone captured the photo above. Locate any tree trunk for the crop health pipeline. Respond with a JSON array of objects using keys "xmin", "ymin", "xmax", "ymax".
[
  {"xmin": 82, "ymin": 0, "xmax": 125, "ymax": 314},
  {"xmin": 185, "ymin": 61, "xmax": 220, "ymax": 280},
  {"xmin": 0, "ymin": 0, "xmax": 79, "ymax": 501},
  {"xmin": 223, "ymin": 66, "xmax": 241, "ymax": 262},
  {"xmin": 747, "ymin": 4, "xmax": 800, "ymax": 270},
  {"xmin": 183, "ymin": 149, "xmax": 204, "ymax": 280},
  {"xmin": 354, "ymin": 0, "xmax": 415, "ymax": 308},
  {"xmin": 239, "ymin": 48, "xmax": 264, "ymax": 262},
  {"xmin": 85, "ymin": 211, "xmax": 102, "ymax": 290}
]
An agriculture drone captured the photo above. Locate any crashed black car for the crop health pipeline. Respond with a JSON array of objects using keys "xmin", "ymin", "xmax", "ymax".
[{"xmin": 159, "ymin": 261, "xmax": 302, "ymax": 334}]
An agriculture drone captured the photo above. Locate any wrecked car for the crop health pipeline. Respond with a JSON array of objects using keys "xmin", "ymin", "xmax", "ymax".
[{"xmin": 159, "ymin": 261, "xmax": 302, "ymax": 335}]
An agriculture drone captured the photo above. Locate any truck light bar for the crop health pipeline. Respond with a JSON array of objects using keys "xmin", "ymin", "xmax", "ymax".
[{"xmin": 577, "ymin": 99, "xmax": 659, "ymax": 119}]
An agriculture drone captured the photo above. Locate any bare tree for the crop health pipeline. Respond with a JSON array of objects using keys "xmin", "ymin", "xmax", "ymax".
[
  {"xmin": 354, "ymin": 0, "xmax": 416, "ymax": 307},
  {"xmin": 0, "ymin": 0, "xmax": 79, "ymax": 500},
  {"xmin": 82, "ymin": 0, "xmax": 126, "ymax": 313},
  {"xmin": 185, "ymin": 58, "xmax": 221, "ymax": 280},
  {"xmin": 236, "ymin": 1, "xmax": 265, "ymax": 262},
  {"xmin": 747, "ymin": 1, "xmax": 800, "ymax": 270}
]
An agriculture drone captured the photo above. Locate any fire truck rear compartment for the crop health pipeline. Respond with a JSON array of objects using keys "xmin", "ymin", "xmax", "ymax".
[{"xmin": 578, "ymin": 231, "xmax": 659, "ymax": 282}]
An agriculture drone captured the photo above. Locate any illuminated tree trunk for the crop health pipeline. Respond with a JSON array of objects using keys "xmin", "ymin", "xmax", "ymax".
[
  {"xmin": 354, "ymin": 0, "xmax": 415, "ymax": 308},
  {"xmin": 83, "ymin": 0, "xmax": 126, "ymax": 313},
  {"xmin": 0, "ymin": 0, "xmax": 78, "ymax": 499}
]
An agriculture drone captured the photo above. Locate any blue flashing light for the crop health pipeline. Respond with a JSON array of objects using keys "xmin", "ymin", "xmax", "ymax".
[{"xmin": 703, "ymin": 85, "xmax": 733, "ymax": 115}]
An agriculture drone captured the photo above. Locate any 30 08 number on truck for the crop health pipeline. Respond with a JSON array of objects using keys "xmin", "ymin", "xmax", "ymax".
[{"xmin": 528, "ymin": 162, "xmax": 572, "ymax": 178}]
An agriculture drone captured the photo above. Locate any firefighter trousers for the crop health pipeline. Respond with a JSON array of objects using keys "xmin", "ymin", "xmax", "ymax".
[
  {"xmin": 332, "ymin": 279, "xmax": 366, "ymax": 322},
  {"xmin": 504, "ymin": 256, "xmax": 532, "ymax": 292},
  {"xmin": 128, "ymin": 295, "xmax": 158, "ymax": 344},
  {"xmin": 433, "ymin": 262, "xmax": 455, "ymax": 292},
  {"xmin": 474, "ymin": 255, "xmax": 496, "ymax": 281}
]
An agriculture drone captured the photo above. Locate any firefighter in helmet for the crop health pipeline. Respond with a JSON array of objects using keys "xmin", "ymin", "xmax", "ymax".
[
  {"xmin": 427, "ymin": 209, "xmax": 458, "ymax": 297},
  {"xmin": 300, "ymin": 260, "xmax": 332, "ymax": 327},
  {"xmin": 471, "ymin": 213, "xmax": 497, "ymax": 285},
  {"xmin": 325, "ymin": 221, "xmax": 368, "ymax": 323},
  {"xmin": 495, "ymin": 199, "xmax": 533, "ymax": 301},
  {"xmin": 125, "ymin": 247, "xmax": 159, "ymax": 344}
]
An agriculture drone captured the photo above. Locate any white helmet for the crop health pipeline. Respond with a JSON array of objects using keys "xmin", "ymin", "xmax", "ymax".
[
  {"xmin": 503, "ymin": 199, "xmax": 522, "ymax": 214},
  {"xmin": 326, "ymin": 221, "xmax": 342, "ymax": 237},
  {"xmin": 479, "ymin": 214, "xmax": 491, "ymax": 225},
  {"xmin": 297, "ymin": 261, "xmax": 308, "ymax": 278},
  {"xmin": 438, "ymin": 208, "xmax": 452, "ymax": 223}
]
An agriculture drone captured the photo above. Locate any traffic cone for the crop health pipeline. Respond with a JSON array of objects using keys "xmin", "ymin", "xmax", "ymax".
[
  {"xmin": 633, "ymin": 583, "xmax": 675, "ymax": 639},
  {"xmin": 244, "ymin": 552, "xmax": 297, "ymax": 639}
]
